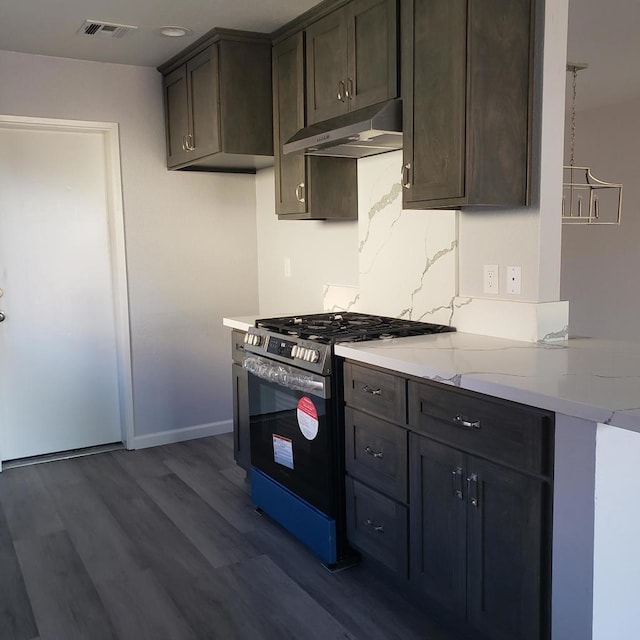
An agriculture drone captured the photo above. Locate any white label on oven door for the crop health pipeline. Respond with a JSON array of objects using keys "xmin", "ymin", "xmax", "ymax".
[
  {"xmin": 297, "ymin": 396, "xmax": 319, "ymax": 441},
  {"xmin": 273, "ymin": 434, "xmax": 294, "ymax": 469}
]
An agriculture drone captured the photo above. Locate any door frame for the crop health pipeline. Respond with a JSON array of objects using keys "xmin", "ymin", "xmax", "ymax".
[{"xmin": 0, "ymin": 114, "xmax": 135, "ymax": 467}]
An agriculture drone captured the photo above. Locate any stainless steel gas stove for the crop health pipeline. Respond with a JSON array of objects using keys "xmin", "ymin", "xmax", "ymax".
[
  {"xmin": 241, "ymin": 312, "xmax": 454, "ymax": 568},
  {"xmin": 244, "ymin": 312, "xmax": 455, "ymax": 375}
]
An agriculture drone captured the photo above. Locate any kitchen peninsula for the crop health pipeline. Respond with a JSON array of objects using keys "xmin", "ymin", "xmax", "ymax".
[
  {"xmin": 334, "ymin": 331, "xmax": 639, "ymax": 640},
  {"xmin": 225, "ymin": 316, "xmax": 640, "ymax": 640}
]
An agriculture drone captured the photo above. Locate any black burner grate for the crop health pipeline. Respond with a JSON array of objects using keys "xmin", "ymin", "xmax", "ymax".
[{"xmin": 256, "ymin": 312, "xmax": 455, "ymax": 344}]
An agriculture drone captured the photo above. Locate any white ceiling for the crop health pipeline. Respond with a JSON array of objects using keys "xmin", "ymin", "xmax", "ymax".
[
  {"xmin": 0, "ymin": 0, "xmax": 634, "ymax": 111},
  {"xmin": 0, "ymin": 0, "xmax": 323, "ymax": 68}
]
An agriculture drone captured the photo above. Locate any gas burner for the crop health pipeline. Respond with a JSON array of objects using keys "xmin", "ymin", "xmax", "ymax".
[{"xmin": 256, "ymin": 312, "xmax": 455, "ymax": 344}]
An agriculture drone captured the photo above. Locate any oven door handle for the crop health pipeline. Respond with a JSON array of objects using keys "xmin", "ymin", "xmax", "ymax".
[{"xmin": 242, "ymin": 355, "xmax": 329, "ymax": 399}]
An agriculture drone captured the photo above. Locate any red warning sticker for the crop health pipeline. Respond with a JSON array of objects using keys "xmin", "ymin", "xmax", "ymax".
[{"xmin": 297, "ymin": 396, "xmax": 319, "ymax": 440}]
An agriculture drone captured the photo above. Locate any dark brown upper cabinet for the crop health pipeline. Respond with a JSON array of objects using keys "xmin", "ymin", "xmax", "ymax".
[
  {"xmin": 159, "ymin": 29, "xmax": 273, "ymax": 173},
  {"xmin": 273, "ymin": 32, "xmax": 358, "ymax": 219},
  {"xmin": 306, "ymin": 0, "xmax": 398, "ymax": 125},
  {"xmin": 401, "ymin": 0, "xmax": 535, "ymax": 209}
]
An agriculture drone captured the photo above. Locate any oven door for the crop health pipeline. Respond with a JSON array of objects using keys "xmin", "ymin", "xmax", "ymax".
[{"xmin": 243, "ymin": 354, "xmax": 336, "ymax": 517}]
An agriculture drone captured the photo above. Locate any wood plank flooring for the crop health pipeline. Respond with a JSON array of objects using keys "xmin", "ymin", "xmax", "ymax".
[{"xmin": 0, "ymin": 434, "xmax": 456, "ymax": 640}]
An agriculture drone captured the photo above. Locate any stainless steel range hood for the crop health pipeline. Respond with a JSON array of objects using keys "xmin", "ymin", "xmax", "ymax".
[{"xmin": 283, "ymin": 99, "xmax": 402, "ymax": 159}]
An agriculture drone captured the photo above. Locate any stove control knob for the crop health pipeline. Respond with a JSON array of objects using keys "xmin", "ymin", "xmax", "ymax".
[
  {"xmin": 245, "ymin": 333, "xmax": 262, "ymax": 347},
  {"xmin": 300, "ymin": 347, "xmax": 309, "ymax": 361},
  {"xmin": 309, "ymin": 350, "xmax": 320, "ymax": 364},
  {"xmin": 291, "ymin": 345, "xmax": 300, "ymax": 358}
]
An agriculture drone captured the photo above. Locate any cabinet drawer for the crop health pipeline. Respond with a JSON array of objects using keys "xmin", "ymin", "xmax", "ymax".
[
  {"xmin": 346, "ymin": 477, "xmax": 408, "ymax": 579},
  {"xmin": 345, "ymin": 407, "xmax": 408, "ymax": 502},
  {"xmin": 344, "ymin": 362, "xmax": 406, "ymax": 424},
  {"xmin": 231, "ymin": 329, "xmax": 247, "ymax": 365},
  {"xmin": 408, "ymin": 380, "xmax": 552, "ymax": 476}
]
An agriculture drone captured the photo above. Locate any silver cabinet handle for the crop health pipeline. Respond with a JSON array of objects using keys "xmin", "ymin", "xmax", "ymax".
[
  {"xmin": 182, "ymin": 135, "xmax": 187, "ymax": 151},
  {"xmin": 295, "ymin": 182, "xmax": 305, "ymax": 203},
  {"xmin": 364, "ymin": 446, "xmax": 384, "ymax": 459},
  {"xmin": 452, "ymin": 415, "xmax": 481, "ymax": 430},
  {"xmin": 365, "ymin": 518, "xmax": 384, "ymax": 533},
  {"xmin": 345, "ymin": 78, "xmax": 354, "ymax": 100},
  {"xmin": 0, "ymin": 311, "xmax": 5, "ymax": 323},
  {"xmin": 402, "ymin": 163, "xmax": 412, "ymax": 189},
  {"xmin": 467, "ymin": 474, "xmax": 479, "ymax": 507},
  {"xmin": 452, "ymin": 467, "xmax": 464, "ymax": 500},
  {"xmin": 363, "ymin": 385, "xmax": 382, "ymax": 396},
  {"xmin": 337, "ymin": 80, "xmax": 346, "ymax": 102},
  {"xmin": 185, "ymin": 134, "xmax": 195, "ymax": 151}
]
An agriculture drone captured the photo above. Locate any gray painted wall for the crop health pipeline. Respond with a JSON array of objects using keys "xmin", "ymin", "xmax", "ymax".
[
  {"xmin": 0, "ymin": 50, "xmax": 260, "ymax": 441},
  {"xmin": 561, "ymin": 96, "xmax": 640, "ymax": 340},
  {"xmin": 255, "ymin": 168, "xmax": 359, "ymax": 316}
]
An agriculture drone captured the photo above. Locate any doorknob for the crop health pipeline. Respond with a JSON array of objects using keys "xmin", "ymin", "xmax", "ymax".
[{"xmin": 0, "ymin": 312, "xmax": 5, "ymax": 322}]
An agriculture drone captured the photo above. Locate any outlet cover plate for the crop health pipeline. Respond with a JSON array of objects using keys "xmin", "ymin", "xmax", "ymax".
[
  {"xmin": 483, "ymin": 265, "xmax": 499, "ymax": 294},
  {"xmin": 507, "ymin": 266, "xmax": 522, "ymax": 295}
]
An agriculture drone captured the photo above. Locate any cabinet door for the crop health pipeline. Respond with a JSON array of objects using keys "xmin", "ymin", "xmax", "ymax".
[
  {"xmin": 347, "ymin": 0, "xmax": 398, "ymax": 111},
  {"xmin": 466, "ymin": 456, "xmax": 546, "ymax": 640},
  {"xmin": 402, "ymin": 0, "xmax": 467, "ymax": 207},
  {"xmin": 409, "ymin": 434, "xmax": 466, "ymax": 617},
  {"xmin": 187, "ymin": 45, "xmax": 220, "ymax": 161},
  {"xmin": 344, "ymin": 361, "xmax": 406, "ymax": 424},
  {"xmin": 274, "ymin": 34, "xmax": 358, "ymax": 221},
  {"xmin": 345, "ymin": 407, "xmax": 408, "ymax": 502},
  {"xmin": 346, "ymin": 477, "xmax": 408, "ymax": 579},
  {"xmin": 306, "ymin": 8, "xmax": 349, "ymax": 124},
  {"xmin": 273, "ymin": 33, "xmax": 307, "ymax": 216},
  {"xmin": 163, "ymin": 65, "xmax": 190, "ymax": 168},
  {"xmin": 232, "ymin": 362, "xmax": 250, "ymax": 472}
]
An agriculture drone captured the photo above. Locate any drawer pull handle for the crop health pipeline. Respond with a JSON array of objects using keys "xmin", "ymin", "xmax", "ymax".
[
  {"xmin": 363, "ymin": 385, "xmax": 382, "ymax": 396},
  {"xmin": 364, "ymin": 446, "xmax": 384, "ymax": 459},
  {"xmin": 453, "ymin": 415, "xmax": 481, "ymax": 429},
  {"xmin": 365, "ymin": 518, "xmax": 384, "ymax": 533}
]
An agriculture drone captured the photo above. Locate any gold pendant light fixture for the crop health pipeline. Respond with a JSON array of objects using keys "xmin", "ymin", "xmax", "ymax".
[{"xmin": 562, "ymin": 63, "xmax": 623, "ymax": 225}]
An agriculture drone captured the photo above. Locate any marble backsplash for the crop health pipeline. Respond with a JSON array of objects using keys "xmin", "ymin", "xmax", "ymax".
[
  {"xmin": 324, "ymin": 151, "xmax": 458, "ymax": 325},
  {"xmin": 322, "ymin": 151, "xmax": 569, "ymax": 342}
]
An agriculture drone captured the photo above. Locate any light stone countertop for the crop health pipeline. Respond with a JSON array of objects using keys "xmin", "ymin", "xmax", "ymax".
[
  {"xmin": 334, "ymin": 332, "xmax": 640, "ymax": 433},
  {"xmin": 223, "ymin": 316, "xmax": 640, "ymax": 433},
  {"xmin": 222, "ymin": 316, "xmax": 256, "ymax": 332}
]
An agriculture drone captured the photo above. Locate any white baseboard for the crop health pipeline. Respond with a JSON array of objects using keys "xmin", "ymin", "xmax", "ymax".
[{"xmin": 130, "ymin": 420, "xmax": 233, "ymax": 450}]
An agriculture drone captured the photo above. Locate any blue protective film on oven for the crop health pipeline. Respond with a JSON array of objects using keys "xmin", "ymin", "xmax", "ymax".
[{"xmin": 251, "ymin": 467, "xmax": 337, "ymax": 565}]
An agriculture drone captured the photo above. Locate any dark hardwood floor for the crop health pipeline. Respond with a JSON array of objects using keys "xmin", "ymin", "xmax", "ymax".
[{"xmin": 0, "ymin": 434, "xmax": 456, "ymax": 640}]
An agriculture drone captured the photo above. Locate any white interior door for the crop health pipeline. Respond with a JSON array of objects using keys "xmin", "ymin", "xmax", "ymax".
[{"xmin": 0, "ymin": 123, "xmax": 127, "ymax": 461}]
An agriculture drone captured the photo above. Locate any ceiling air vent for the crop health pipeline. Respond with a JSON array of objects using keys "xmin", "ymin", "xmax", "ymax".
[{"xmin": 77, "ymin": 20, "xmax": 138, "ymax": 39}]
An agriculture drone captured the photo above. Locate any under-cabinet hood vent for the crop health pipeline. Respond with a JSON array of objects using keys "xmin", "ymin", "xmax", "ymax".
[
  {"xmin": 283, "ymin": 99, "xmax": 402, "ymax": 159},
  {"xmin": 77, "ymin": 20, "xmax": 138, "ymax": 39}
]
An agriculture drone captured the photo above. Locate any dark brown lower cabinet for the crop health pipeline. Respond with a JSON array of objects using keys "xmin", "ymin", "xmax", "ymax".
[
  {"xmin": 410, "ymin": 434, "xmax": 548, "ymax": 640},
  {"xmin": 345, "ymin": 477, "xmax": 408, "ymax": 578}
]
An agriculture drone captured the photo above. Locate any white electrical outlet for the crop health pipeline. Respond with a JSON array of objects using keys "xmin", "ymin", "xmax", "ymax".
[
  {"xmin": 284, "ymin": 257, "xmax": 292, "ymax": 278},
  {"xmin": 507, "ymin": 266, "xmax": 522, "ymax": 295},
  {"xmin": 483, "ymin": 265, "xmax": 499, "ymax": 294}
]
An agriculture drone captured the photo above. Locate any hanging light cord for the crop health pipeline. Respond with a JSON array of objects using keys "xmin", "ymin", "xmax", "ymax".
[{"xmin": 569, "ymin": 66, "xmax": 577, "ymax": 167}]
